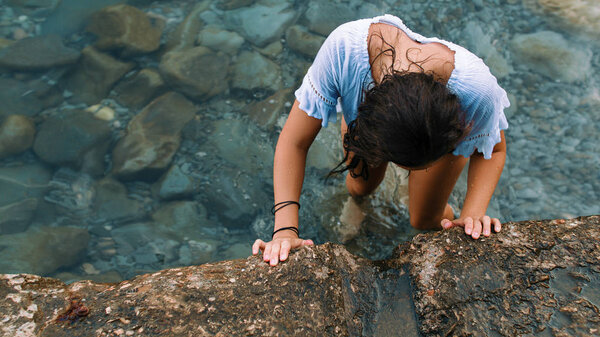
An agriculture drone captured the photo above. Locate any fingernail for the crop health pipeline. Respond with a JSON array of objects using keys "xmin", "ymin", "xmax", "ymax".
[
  {"xmin": 465, "ymin": 228, "xmax": 472, "ymax": 235},
  {"xmin": 473, "ymin": 233, "xmax": 479, "ymax": 239},
  {"xmin": 484, "ymin": 230, "xmax": 490, "ymax": 236},
  {"xmin": 270, "ymin": 260, "xmax": 277, "ymax": 266},
  {"xmin": 263, "ymin": 254, "xmax": 269, "ymax": 261},
  {"xmin": 281, "ymin": 254, "xmax": 287, "ymax": 261}
]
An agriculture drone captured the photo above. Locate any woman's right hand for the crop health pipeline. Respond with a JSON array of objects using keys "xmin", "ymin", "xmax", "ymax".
[{"xmin": 252, "ymin": 235, "xmax": 314, "ymax": 266}]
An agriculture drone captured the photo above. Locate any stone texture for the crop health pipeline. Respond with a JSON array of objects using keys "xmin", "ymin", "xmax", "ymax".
[
  {"xmin": 0, "ymin": 114, "xmax": 35, "ymax": 159},
  {"xmin": 0, "ymin": 34, "xmax": 80, "ymax": 71},
  {"xmin": 524, "ymin": 0, "xmax": 600, "ymax": 39},
  {"xmin": 87, "ymin": 4, "xmax": 162, "ymax": 57},
  {"xmin": 0, "ymin": 198, "xmax": 38, "ymax": 235},
  {"xmin": 159, "ymin": 46, "xmax": 230, "ymax": 101},
  {"xmin": 224, "ymin": 1, "xmax": 296, "ymax": 47},
  {"xmin": 0, "ymin": 78, "xmax": 44, "ymax": 118},
  {"xmin": 63, "ymin": 46, "xmax": 135, "ymax": 105},
  {"xmin": 511, "ymin": 30, "xmax": 592, "ymax": 83},
  {"xmin": 33, "ymin": 110, "xmax": 112, "ymax": 171},
  {"xmin": 153, "ymin": 164, "xmax": 195, "ymax": 200},
  {"xmin": 91, "ymin": 178, "xmax": 146, "ymax": 225},
  {"xmin": 230, "ymin": 50, "xmax": 282, "ymax": 92},
  {"xmin": 246, "ymin": 88, "xmax": 293, "ymax": 129},
  {"xmin": 197, "ymin": 25, "xmax": 245, "ymax": 55},
  {"xmin": 111, "ymin": 92, "xmax": 196, "ymax": 181},
  {"xmin": 0, "ymin": 226, "xmax": 89, "ymax": 276},
  {"xmin": 112, "ymin": 68, "xmax": 168, "ymax": 110},
  {"xmin": 285, "ymin": 24, "xmax": 326, "ymax": 58},
  {"xmin": 2, "ymin": 216, "xmax": 600, "ymax": 336},
  {"xmin": 303, "ymin": 2, "xmax": 355, "ymax": 36},
  {"xmin": 163, "ymin": 1, "xmax": 210, "ymax": 52}
]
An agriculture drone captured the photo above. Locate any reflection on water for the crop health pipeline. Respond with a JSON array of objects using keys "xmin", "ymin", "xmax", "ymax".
[{"xmin": 0, "ymin": 0, "xmax": 598, "ymax": 285}]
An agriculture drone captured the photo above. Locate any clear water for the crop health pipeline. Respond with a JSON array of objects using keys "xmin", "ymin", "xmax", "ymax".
[{"xmin": 0, "ymin": 0, "xmax": 598, "ymax": 283}]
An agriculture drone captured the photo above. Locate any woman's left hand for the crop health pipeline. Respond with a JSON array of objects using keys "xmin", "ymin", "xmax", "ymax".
[{"xmin": 440, "ymin": 216, "xmax": 501, "ymax": 239}]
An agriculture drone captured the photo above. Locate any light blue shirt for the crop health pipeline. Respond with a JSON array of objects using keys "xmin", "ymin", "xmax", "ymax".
[{"xmin": 295, "ymin": 14, "xmax": 509, "ymax": 159}]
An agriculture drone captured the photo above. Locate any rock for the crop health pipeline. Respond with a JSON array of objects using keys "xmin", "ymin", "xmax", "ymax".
[
  {"xmin": 524, "ymin": 0, "xmax": 600, "ymax": 39},
  {"xmin": 461, "ymin": 21, "xmax": 512, "ymax": 78},
  {"xmin": 92, "ymin": 178, "xmax": 146, "ymax": 225},
  {"xmin": 0, "ymin": 34, "xmax": 79, "ymax": 71},
  {"xmin": 285, "ymin": 25, "xmax": 326, "ymax": 58},
  {"xmin": 246, "ymin": 88, "xmax": 293, "ymax": 129},
  {"xmin": 209, "ymin": 118, "xmax": 274, "ymax": 168},
  {"xmin": 112, "ymin": 68, "xmax": 168, "ymax": 110},
  {"xmin": 85, "ymin": 104, "xmax": 115, "ymax": 121},
  {"xmin": 217, "ymin": 0, "xmax": 254, "ymax": 10},
  {"xmin": 163, "ymin": 1, "xmax": 210, "ymax": 52},
  {"xmin": 152, "ymin": 201, "xmax": 212, "ymax": 237},
  {"xmin": 0, "ymin": 38, "xmax": 14, "ymax": 49},
  {"xmin": 63, "ymin": 46, "xmax": 135, "ymax": 105},
  {"xmin": 255, "ymin": 40, "xmax": 283, "ymax": 58},
  {"xmin": 2, "ymin": 216, "xmax": 600, "ymax": 335},
  {"xmin": 0, "ymin": 164, "xmax": 51, "ymax": 207},
  {"xmin": 0, "ymin": 226, "xmax": 89, "ymax": 275},
  {"xmin": 511, "ymin": 30, "xmax": 592, "ymax": 83},
  {"xmin": 111, "ymin": 92, "xmax": 196, "ymax": 181},
  {"xmin": 153, "ymin": 164, "xmax": 195, "ymax": 200},
  {"xmin": 6, "ymin": 0, "xmax": 60, "ymax": 14},
  {"xmin": 223, "ymin": 242, "xmax": 251, "ymax": 260},
  {"xmin": 0, "ymin": 114, "xmax": 35, "ymax": 159},
  {"xmin": 224, "ymin": 1, "xmax": 296, "ymax": 47},
  {"xmin": 33, "ymin": 110, "xmax": 112, "ymax": 172},
  {"xmin": 0, "ymin": 198, "xmax": 38, "ymax": 234},
  {"xmin": 197, "ymin": 25, "xmax": 245, "ymax": 55},
  {"xmin": 230, "ymin": 50, "xmax": 281, "ymax": 92},
  {"xmin": 86, "ymin": 4, "xmax": 162, "ymax": 57},
  {"xmin": 306, "ymin": 117, "xmax": 342, "ymax": 170},
  {"xmin": 303, "ymin": 2, "xmax": 355, "ymax": 36},
  {"xmin": 0, "ymin": 78, "xmax": 43, "ymax": 118},
  {"xmin": 159, "ymin": 46, "xmax": 229, "ymax": 101}
]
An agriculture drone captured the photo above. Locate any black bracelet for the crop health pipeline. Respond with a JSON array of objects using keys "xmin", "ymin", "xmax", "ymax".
[
  {"xmin": 271, "ymin": 201, "xmax": 300, "ymax": 215},
  {"xmin": 272, "ymin": 226, "xmax": 299, "ymax": 239}
]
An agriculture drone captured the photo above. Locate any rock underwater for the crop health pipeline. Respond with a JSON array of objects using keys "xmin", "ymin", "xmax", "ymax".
[{"xmin": 1, "ymin": 216, "xmax": 599, "ymax": 336}]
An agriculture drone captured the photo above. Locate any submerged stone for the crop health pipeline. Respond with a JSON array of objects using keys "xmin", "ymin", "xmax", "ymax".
[
  {"xmin": 0, "ymin": 114, "xmax": 35, "ymax": 159},
  {"xmin": 0, "ymin": 78, "xmax": 43, "ymax": 118},
  {"xmin": 87, "ymin": 4, "xmax": 162, "ymax": 57},
  {"xmin": 230, "ymin": 50, "xmax": 282, "ymax": 93},
  {"xmin": 0, "ymin": 226, "xmax": 89, "ymax": 275},
  {"xmin": 224, "ymin": 1, "xmax": 296, "ymax": 47},
  {"xmin": 111, "ymin": 92, "xmax": 196, "ymax": 181},
  {"xmin": 63, "ymin": 46, "xmax": 135, "ymax": 105},
  {"xmin": 112, "ymin": 68, "xmax": 168, "ymax": 110},
  {"xmin": 0, "ymin": 34, "xmax": 80, "ymax": 71}
]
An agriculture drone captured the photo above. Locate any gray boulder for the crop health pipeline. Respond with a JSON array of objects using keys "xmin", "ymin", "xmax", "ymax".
[
  {"xmin": 285, "ymin": 25, "xmax": 326, "ymax": 58},
  {"xmin": 197, "ymin": 25, "xmax": 245, "ymax": 55},
  {"xmin": 86, "ymin": 4, "xmax": 162, "ymax": 57},
  {"xmin": 159, "ymin": 46, "xmax": 230, "ymax": 101},
  {"xmin": 246, "ymin": 88, "xmax": 293, "ymax": 129},
  {"xmin": 0, "ymin": 198, "xmax": 38, "ymax": 235},
  {"xmin": 303, "ymin": 2, "xmax": 355, "ymax": 36},
  {"xmin": 230, "ymin": 50, "xmax": 282, "ymax": 92},
  {"xmin": 112, "ymin": 68, "xmax": 168, "ymax": 110},
  {"xmin": 63, "ymin": 46, "xmax": 135, "ymax": 105},
  {"xmin": 2, "ymin": 216, "xmax": 599, "ymax": 336},
  {"xmin": 0, "ymin": 34, "xmax": 80, "ymax": 71},
  {"xmin": 111, "ymin": 92, "xmax": 196, "ymax": 181},
  {"xmin": 153, "ymin": 164, "xmax": 195, "ymax": 200},
  {"xmin": 0, "ymin": 114, "xmax": 35, "ymax": 159},
  {"xmin": 0, "ymin": 226, "xmax": 89, "ymax": 275},
  {"xmin": 33, "ymin": 110, "xmax": 112, "ymax": 172},
  {"xmin": 0, "ymin": 78, "xmax": 43, "ymax": 118},
  {"xmin": 92, "ymin": 178, "xmax": 146, "ymax": 225},
  {"xmin": 224, "ymin": 1, "xmax": 296, "ymax": 47},
  {"xmin": 511, "ymin": 30, "xmax": 592, "ymax": 83}
]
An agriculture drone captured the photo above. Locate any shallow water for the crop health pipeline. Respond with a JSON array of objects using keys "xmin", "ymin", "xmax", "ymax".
[{"xmin": 0, "ymin": 0, "xmax": 598, "ymax": 285}]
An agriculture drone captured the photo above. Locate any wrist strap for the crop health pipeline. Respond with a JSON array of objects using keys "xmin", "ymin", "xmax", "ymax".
[
  {"xmin": 272, "ymin": 226, "xmax": 299, "ymax": 239},
  {"xmin": 271, "ymin": 201, "xmax": 300, "ymax": 215}
]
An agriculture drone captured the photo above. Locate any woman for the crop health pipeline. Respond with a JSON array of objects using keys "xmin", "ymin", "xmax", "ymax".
[{"xmin": 252, "ymin": 14, "xmax": 509, "ymax": 266}]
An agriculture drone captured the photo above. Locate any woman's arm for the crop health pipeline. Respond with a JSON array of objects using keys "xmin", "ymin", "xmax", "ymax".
[
  {"xmin": 252, "ymin": 99, "xmax": 322, "ymax": 266},
  {"xmin": 441, "ymin": 131, "xmax": 506, "ymax": 238}
]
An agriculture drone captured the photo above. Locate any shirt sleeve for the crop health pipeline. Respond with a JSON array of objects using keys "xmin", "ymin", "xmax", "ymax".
[
  {"xmin": 294, "ymin": 28, "xmax": 343, "ymax": 128},
  {"xmin": 450, "ymin": 56, "xmax": 510, "ymax": 159}
]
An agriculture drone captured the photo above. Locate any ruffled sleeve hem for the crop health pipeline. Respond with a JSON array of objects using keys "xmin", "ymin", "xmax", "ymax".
[
  {"xmin": 294, "ymin": 72, "xmax": 338, "ymax": 128},
  {"xmin": 452, "ymin": 93, "xmax": 510, "ymax": 159}
]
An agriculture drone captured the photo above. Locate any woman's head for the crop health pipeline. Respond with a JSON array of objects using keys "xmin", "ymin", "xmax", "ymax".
[{"xmin": 331, "ymin": 71, "xmax": 470, "ymax": 180}]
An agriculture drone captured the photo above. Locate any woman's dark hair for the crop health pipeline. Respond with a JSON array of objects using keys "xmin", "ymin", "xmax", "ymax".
[{"xmin": 329, "ymin": 71, "xmax": 470, "ymax": 180}]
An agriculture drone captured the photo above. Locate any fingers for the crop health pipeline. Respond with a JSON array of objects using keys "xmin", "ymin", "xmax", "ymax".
[
  {"xmin": 302, "ymin": 239, "xmax": 314, "ymax": 246},
  {"xmin": 263, "ymin": 241, "xmax": 273, "ymax": 263},
  {"xmin": 492, "ymin": 218, "xmax": 502, "ymax": 233},
  {"xmin": 471, "ymin": 218, "xmax": 482, "ymax": 239},
  {"xmin": 464, "ymin": 217, "xmax": 474, "ymax": 236},
  {"xmin": 280, "ymin": 240, "xmax": 291, "ymax": 261},
  {"xmin": 270, "ymin": 242, "xmax": 281, "ymax": 266},
  {"xmin": 482, "ymin": 216, "xmax": 491, "ymax": 237},
  {"xmin": 441, "ymin": 219, "xmax": 452, "ymax": 229},
  {"xmin": 252, "ymin": 239, "xmax": 265, "ymax": 255}
]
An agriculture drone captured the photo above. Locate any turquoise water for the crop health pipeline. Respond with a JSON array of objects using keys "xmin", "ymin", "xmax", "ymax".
[{"xmin": 0, "ymin": 0, "xmax": 598, "ymax": 283}]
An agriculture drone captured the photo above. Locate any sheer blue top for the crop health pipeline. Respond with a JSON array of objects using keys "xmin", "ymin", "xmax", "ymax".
[{"xmin": 294, "ymin": 14, "xmax": 509, "ymax": 159}]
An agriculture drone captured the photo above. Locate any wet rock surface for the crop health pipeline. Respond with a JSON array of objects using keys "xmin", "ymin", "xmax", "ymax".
[
  {"xmin": 1, "ymin": 216, "xmax": 599, "ymax": 336},
  {"xmin": 0, "ymin": 34, "xmax": 79, "ymax": 71}
]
